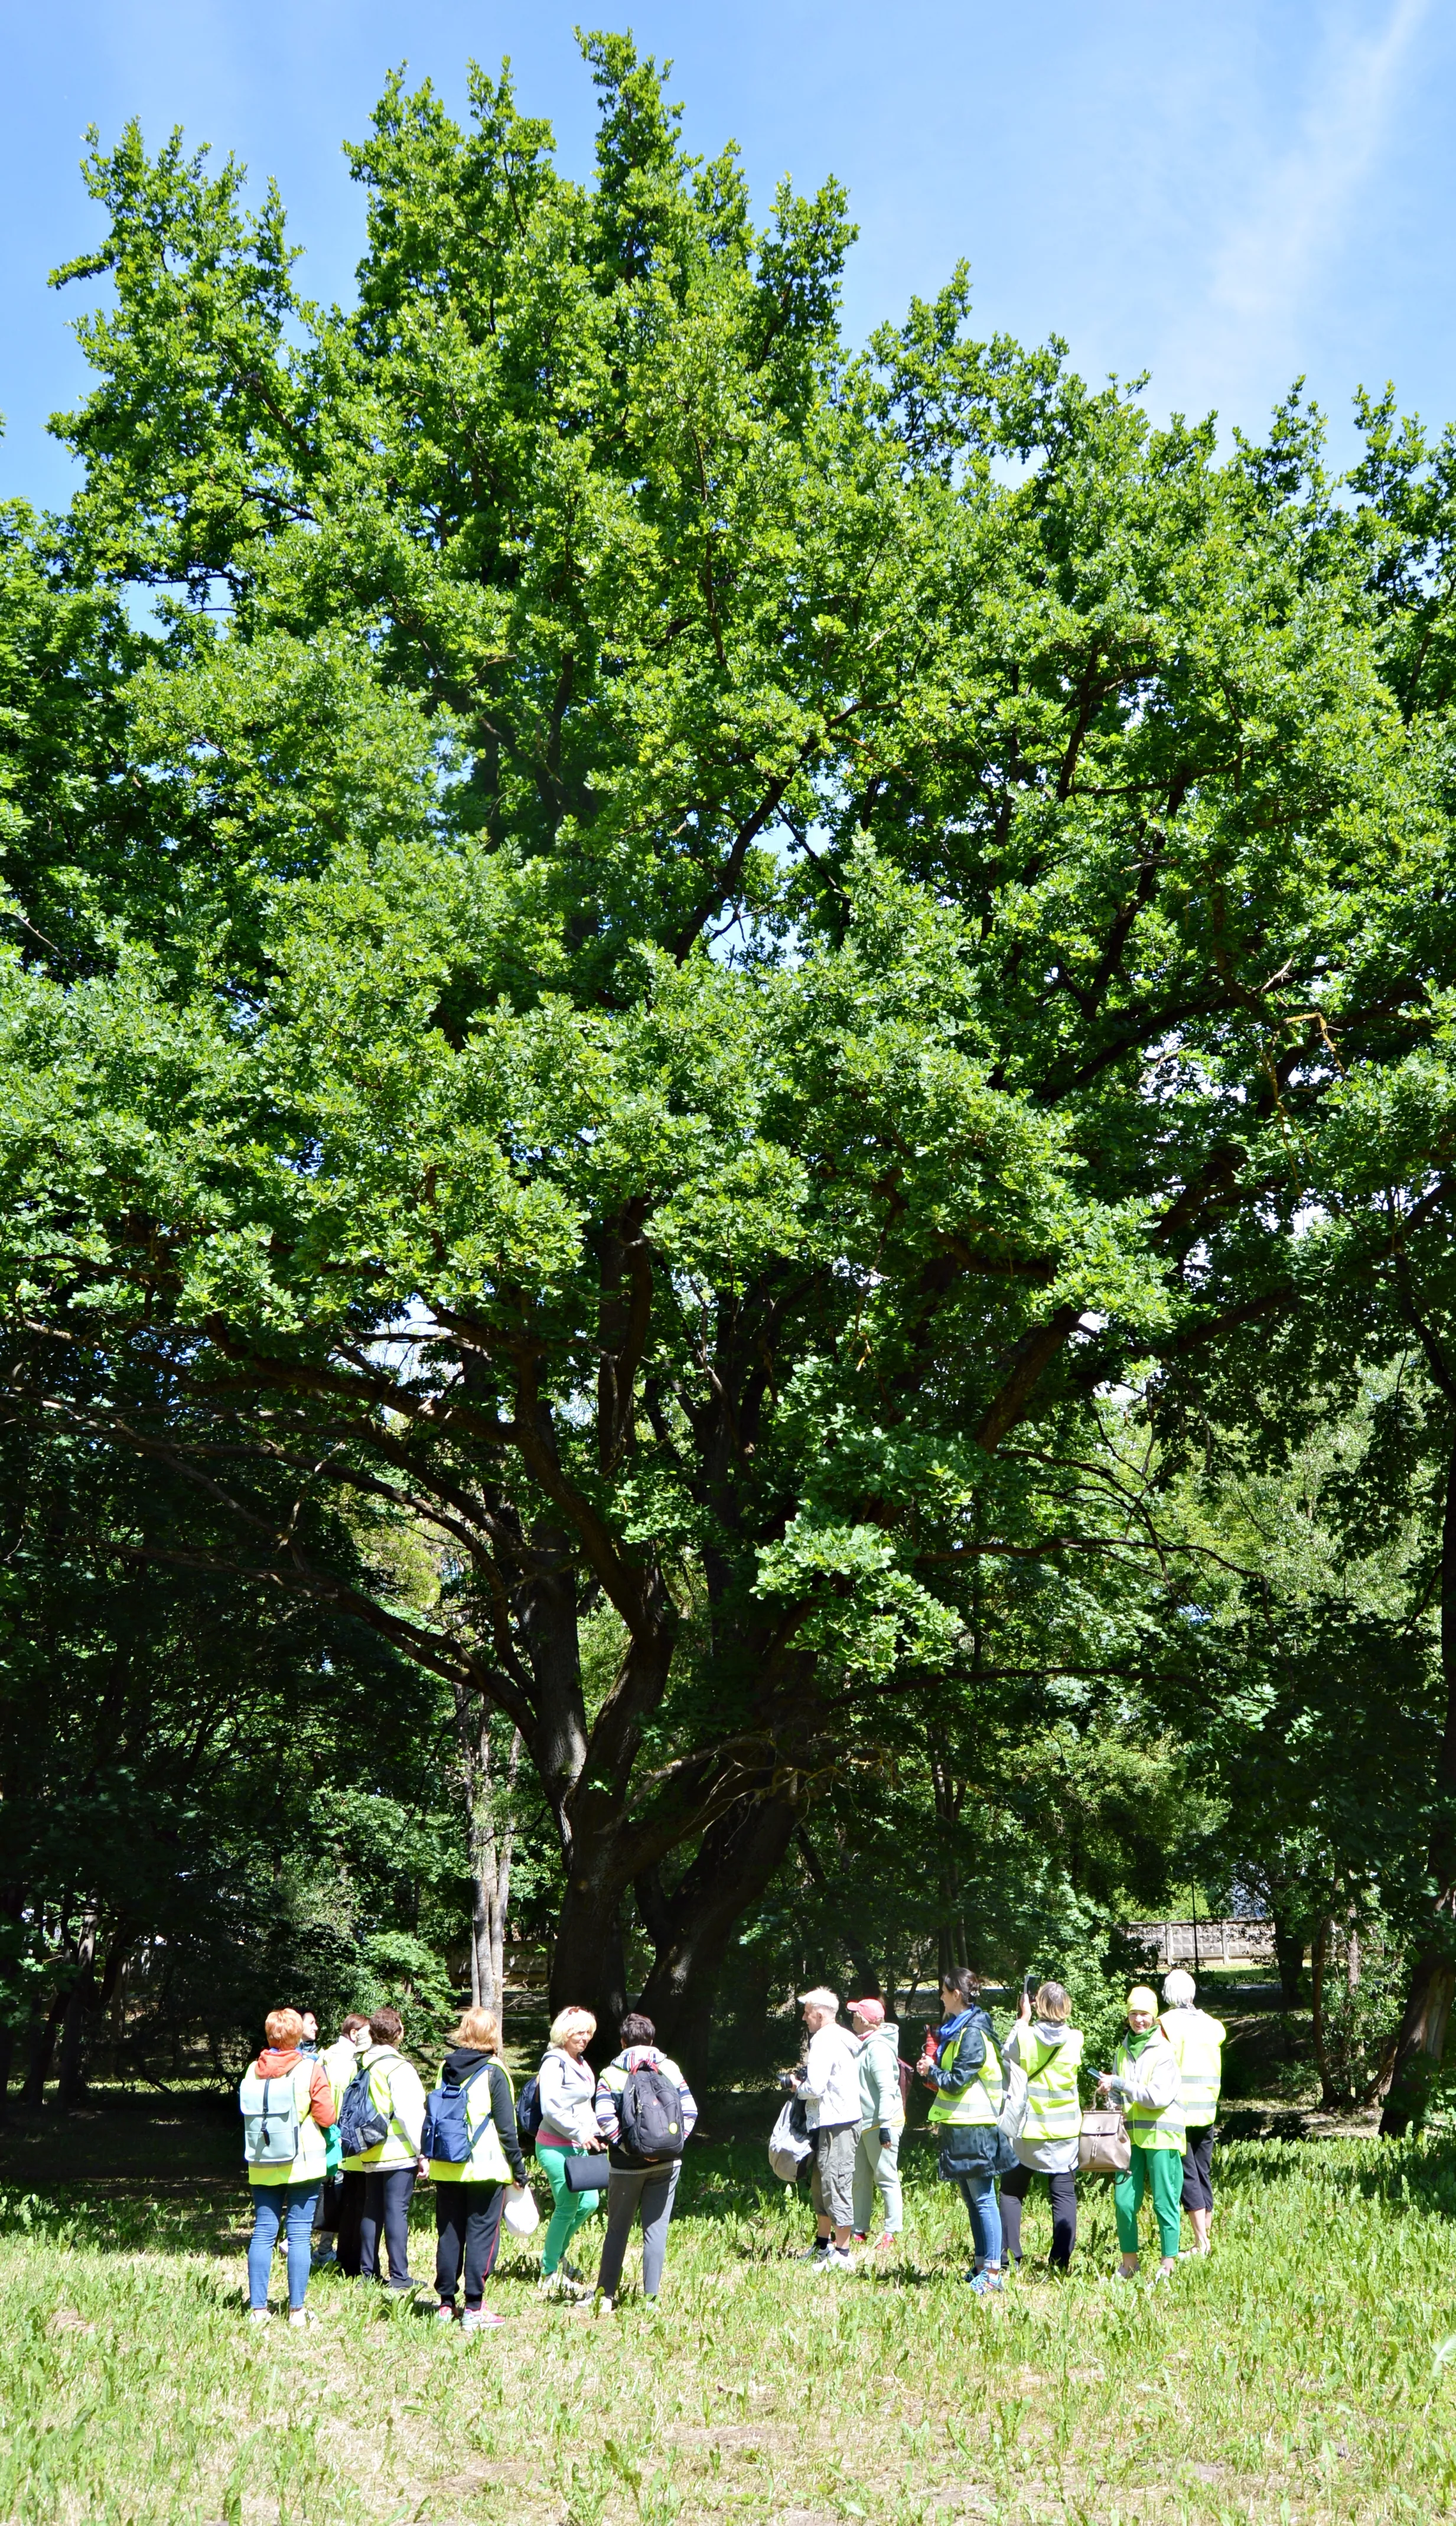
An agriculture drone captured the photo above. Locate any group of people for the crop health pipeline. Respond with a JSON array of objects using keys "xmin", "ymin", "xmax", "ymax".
[
  {"xmin": 239, "ymin": 2001, "xmax": 695, "ymax": 2326},
  {"xmin": 237, "ymin": 1962, "xmax": 1224, "ymax": 2322},
  {"xmin": 787, "ymin": 1967, "xmax": 1224, "ymax": 2290}
]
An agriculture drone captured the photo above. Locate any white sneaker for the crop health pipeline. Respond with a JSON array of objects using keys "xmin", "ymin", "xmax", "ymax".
[
  {"xmin": 459, "ymin": 2306, "xmax": 507, "ymax": 2334},
  {"xmin": 287, "ymin": 2309, "xmax": 312, "ymax": 2330},
  {"xmin": 247, "ymin": 2307, "xmax": 271, "ymax": 2324},
  {"xmin": 796, "ymin": 2242, "xmax": 832, "ymax": 2261},
  {"xmin": 816, "ymin": 2247, "xmax": 854, "ymax": 2273},
  {"xmin": 538, "ymin": 2272, "xmax": 588, "ymax": 2300}
]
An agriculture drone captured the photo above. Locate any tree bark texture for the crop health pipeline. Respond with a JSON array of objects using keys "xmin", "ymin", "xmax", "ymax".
[{"xmin": 454, "ymin": 1684, "xmax": 520, "ymax": 2030}]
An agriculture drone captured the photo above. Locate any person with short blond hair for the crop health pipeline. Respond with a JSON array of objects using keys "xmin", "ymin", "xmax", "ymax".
[
  {"xmin": 1001, "ymin": 1980, "xmax": 1083, "ymax": 2273},
  {"xmin": 347, "ymin": 2005, "xmax": 426, "ymax": 2293},
  {"xmin": 535, "ymin": 2006, "xmax": 605, "ymax": 2295},
  {"xmin": 240, "ymin": 2006, "xmax": 337, "ymax": 2325},
  {"xmin": 429, "ymin": 2007, "xmax": 530, "ymax": 2332}
]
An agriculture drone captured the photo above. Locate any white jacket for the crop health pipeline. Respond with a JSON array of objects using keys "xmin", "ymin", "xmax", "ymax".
[
  {"xmin": 1108, "ymin": 2039, "xmax": 1180, "ymax": 2112},
  {"xmin": 799, "ymin": 2022, "xmax": 861, "ymax": 2130},
  {"xmin": 536, "ymin": 2045, "xmax": 600, "ymax": 2146}
]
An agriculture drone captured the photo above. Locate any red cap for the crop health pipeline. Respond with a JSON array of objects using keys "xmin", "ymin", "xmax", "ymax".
[{"xmin": 848, "ymin": 1997, "xmax": 885, "ymax": 2026}]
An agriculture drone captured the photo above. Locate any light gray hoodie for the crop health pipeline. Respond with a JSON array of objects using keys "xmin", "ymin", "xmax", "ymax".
[{"xmin": 1006, "ymin": 2016, "xmax": 1082, "ymax": 2173}]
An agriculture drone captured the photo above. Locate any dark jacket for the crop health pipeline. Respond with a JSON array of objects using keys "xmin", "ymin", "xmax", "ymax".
[
  {"xmin": 441, "ymin": 2045, "xmax": 528, "ymax": 2186},
  {"xmin": 927, "ymin": 2006, "xmax": 1011, "ymax": 2177},
  {"xmin": 926, "ymin": 2005, "xmax": 995, "ymax": 2099}
]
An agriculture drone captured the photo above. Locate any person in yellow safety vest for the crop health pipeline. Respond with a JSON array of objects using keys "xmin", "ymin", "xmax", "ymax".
[
  {"xmin": 239, "ymin": 2004, "xmax": 338, "ymax": 2326},
  {"xmin": 1001, "ymin": 1981, "xmax": 1083, "ymax": 2272},
  {"xmin": 313, "ymin": 2014, "xmax": 370, "ymax": 2275},
  {"xmin": 345, "ymin": 2004, "xmax": 427, "ymax": 2293},
  {"xmin": 1096, "ymin": 1985, "xmax": 1185, "ymax": 2283},
  {"xmin": 429, "ymin": 2006, "xmax": 532, "ymax": 2333},
  {"xmin": 1160, "ymin": 1969, "xmax": 1226, "ymax": 2255},
  {"xmin": 917, "ymin": 1965, "xmax": 1007, "ymax": 2296}
]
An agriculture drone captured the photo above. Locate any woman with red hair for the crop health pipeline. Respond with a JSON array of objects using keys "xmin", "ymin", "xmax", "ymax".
[{"xmin": 239, "ymin": 2006, "xmax": 337, "ymax": 2325}]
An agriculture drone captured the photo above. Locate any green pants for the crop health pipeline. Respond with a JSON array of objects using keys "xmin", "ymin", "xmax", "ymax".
[
  {"xmin": 536, "ymin": 2143, "xmax": 602, "ymax": 2276},
  {"xmin": 1113, "ymin": 2143, "xmax": 1183, "ymax": 2260}
]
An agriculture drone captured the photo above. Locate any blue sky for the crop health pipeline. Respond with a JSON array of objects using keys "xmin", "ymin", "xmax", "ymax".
[{"xmin": 2, "ymin": 0, "xmax": 1452, "ymax": 510}]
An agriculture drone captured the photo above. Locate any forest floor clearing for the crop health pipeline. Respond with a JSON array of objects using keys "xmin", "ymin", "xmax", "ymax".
[{"xmin": 2, "ymin": 2118, "xmax": 1456, "ymax": 2525}]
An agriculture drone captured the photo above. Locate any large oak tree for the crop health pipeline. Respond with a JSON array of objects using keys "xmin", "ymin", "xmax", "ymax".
[{"xmin": 1, "ymin": 35, "xmax": 1450, "ymax": 2053}]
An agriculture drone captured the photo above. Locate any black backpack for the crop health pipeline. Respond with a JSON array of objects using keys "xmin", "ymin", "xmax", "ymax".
[
  {"xmin": 337, "ymin": 2057, "xmax": 393, "ymax": 2159},
  {"xmin": 515, "ymin": 2072, "xmax": 543, "ymax": 2145},
  {"xmin": 616, "ymin": 2062, "xmax": 685, "ymax": 2163}
]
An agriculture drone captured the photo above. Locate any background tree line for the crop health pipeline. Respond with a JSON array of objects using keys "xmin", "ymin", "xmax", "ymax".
[{"xmin": 2, "ymin": 31, "xmax": 1456, "ymax": 2117}]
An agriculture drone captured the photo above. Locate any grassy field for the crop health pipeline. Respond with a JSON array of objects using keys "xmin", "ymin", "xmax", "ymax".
[{"xmin": 3, "ymin": 2095, "xmax": 1456, "ymax": 2526}]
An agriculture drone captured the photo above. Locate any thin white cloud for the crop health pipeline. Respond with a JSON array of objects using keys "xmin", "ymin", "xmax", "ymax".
[{"xmin": 1157, "ymin": 0, "xmax": 1431, "ymax": 424}]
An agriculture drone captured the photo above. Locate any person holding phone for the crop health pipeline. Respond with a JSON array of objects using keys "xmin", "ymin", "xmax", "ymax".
[
  {"xmin": 1001, "ymin": 1980, "xmax": 1083, "ymax": 2272},
  {"xmin": 917, "ymin": 1966, "xmax": 1006, "ymax": 2293},
  {"xmin": 1097, "ymin": 1986, "xmax": 1185, "ymax": 2281}
]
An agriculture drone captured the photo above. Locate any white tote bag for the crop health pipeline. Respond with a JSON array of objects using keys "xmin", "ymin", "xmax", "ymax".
[
  {"xmin": 767, "ymin": 2098, "xmax": 814, "ymax": 2184},
  {"xmin": 501, "ymin": 2183, "xmax": 541, "ymax": 2236}
]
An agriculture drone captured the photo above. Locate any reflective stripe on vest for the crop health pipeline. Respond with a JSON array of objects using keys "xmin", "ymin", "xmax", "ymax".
[
  {"xmin": 430, "ymin": 2062, "xmax": 513, "ymax": 2186},
  {"xmin": 1114, "ymin": 2033, "xmax": 1185, "ymax": 2150},
  {"xmin": 928, "ymin": 2029, "xmax": 1004, "ymax": 2126},
  {"xmin": 247, "ymin": 2063, "xmax": 328, "ymax": 2184},
  {"xmin": 1159, "ymin": 2010, "xmax": 1223, "ymax": 2123},
  {"xmin": 1019, "ymin": 2027, "xmax": 1084, "ymax": 2143}
]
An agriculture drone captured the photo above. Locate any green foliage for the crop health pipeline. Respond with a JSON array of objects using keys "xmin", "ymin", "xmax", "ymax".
[{"xmin": 5, "ymin": 29, "xmax": 1456, "ymax": 2063}]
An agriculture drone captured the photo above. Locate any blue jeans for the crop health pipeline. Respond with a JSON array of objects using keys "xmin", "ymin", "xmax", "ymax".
[
  {"xmin": 247, "ymin": 2181, "xmax": 321, "ymax": 2310},
  {"xmin": 956, "ymin": 2170, "xmax": 1002, "ymax": 2268}
]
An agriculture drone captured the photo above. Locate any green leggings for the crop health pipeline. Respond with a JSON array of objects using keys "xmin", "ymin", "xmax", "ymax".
[
  {"xmin": 1114, "ymin": 2143, "xmax": 1183, "ymax": 2260},
  {"xmin": 536, "ymin": 2144, "xmax": 602, "ymax": 2274}
]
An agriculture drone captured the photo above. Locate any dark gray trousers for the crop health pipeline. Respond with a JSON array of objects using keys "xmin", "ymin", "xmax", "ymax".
[{"xmin": 596, "ymin": 2162, "xmax": 681, "ymax": 2299}]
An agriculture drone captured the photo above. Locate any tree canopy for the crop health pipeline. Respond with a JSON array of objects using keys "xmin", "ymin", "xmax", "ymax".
[{"xmin": 4, "ymin": 32, "xmax": 1456, "ymax": 2095}]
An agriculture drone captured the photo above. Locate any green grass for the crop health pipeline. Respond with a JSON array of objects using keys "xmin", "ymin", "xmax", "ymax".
[{"xmin": 4, "ymin": 2127, "xmax": 1456, "ymax": 2524}]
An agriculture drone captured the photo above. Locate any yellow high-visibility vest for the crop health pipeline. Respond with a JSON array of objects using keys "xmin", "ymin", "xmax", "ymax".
[
  {"xmin": 1016, "ymin": 2025, "xmax": 1084, "ymax": 2144},
  {"xmin": 429, "ymin": 2062, "xmax": 514, "ymax": 2186},
  {"xmin": 1113, "ymin": 2032, "xmax": 1185, "ymax": 2152},
  {"xmin": 927, "ymin": 2028, "xmax": 1004, "ymax": 2127}
]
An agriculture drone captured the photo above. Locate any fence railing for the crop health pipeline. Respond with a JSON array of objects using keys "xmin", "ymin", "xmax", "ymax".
[{"xmin": 1125, "ymin": 1918, "xmax": 1275, "ymax": 1966}]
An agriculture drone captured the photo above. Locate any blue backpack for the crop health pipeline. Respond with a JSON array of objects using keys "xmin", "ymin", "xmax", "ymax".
[
  {"xmin": 420, "ymin": 2060, "xmax": 493, "ymax": 2164},
  {"xmin": 337, "ymin": 2057, "xmax": 393, "ymax": 2159},
  {"xmin": 515, "ymin": 2073, "xmax": 543, "ymax": 2144}
]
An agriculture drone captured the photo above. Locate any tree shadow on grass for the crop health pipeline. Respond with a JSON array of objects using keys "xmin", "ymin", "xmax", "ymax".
[{"xmin": 0, "ymin": 2175, "xmax": 249, "ymax": 2258}]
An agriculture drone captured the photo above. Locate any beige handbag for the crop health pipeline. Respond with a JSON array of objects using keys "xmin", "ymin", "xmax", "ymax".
[{"xmin": 1077, "ymin": 2109, "xmax": 1131, "ymax": 2175}]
